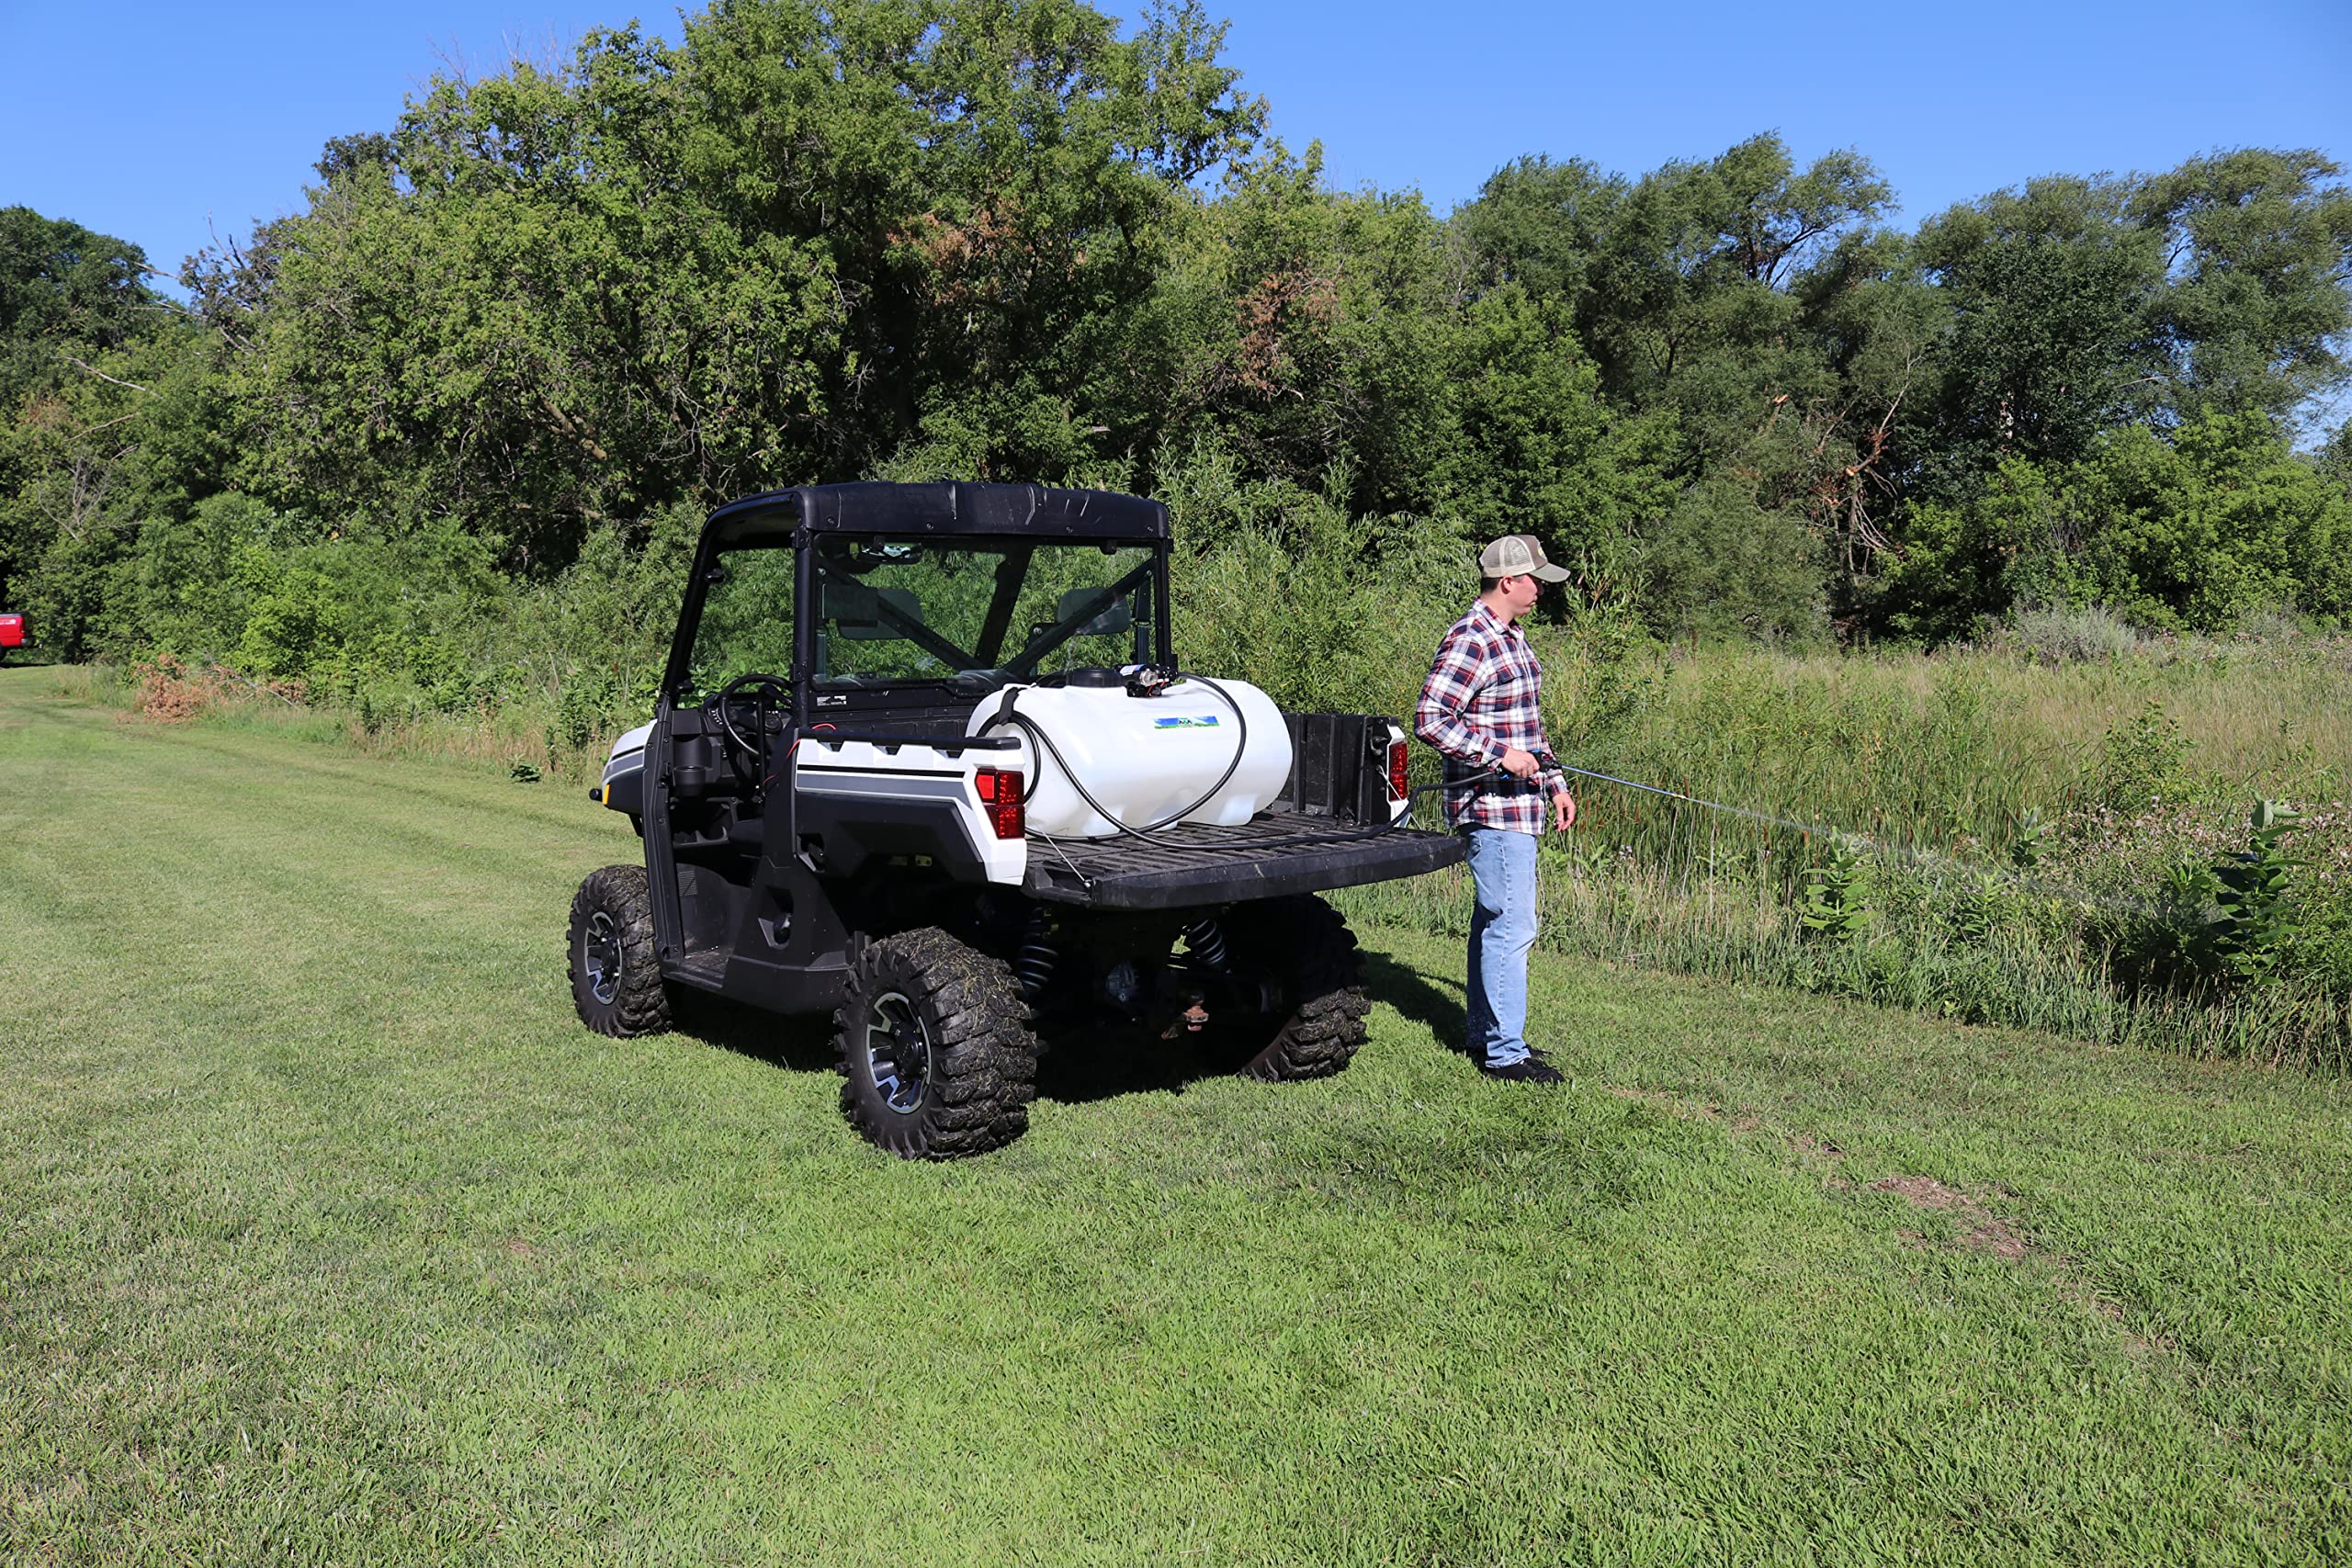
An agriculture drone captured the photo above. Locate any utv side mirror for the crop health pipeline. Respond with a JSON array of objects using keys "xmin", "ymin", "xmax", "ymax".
[{"xmin": 1057, "ymin": 588, "xmax": 1131, "ymax": 637}]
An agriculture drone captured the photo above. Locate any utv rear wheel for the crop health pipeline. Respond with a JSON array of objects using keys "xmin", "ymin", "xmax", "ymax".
[
  {"xmin": 568, "ymin": 864, "xmax": 672, "ymax": 1037},
  {"xmin": 1220, "ymin": 895, "xmax": 1370, "ymax": 1081},
  {"xmin": 834, "ymin": 928, "xmax": 1039, "ymax": 1159}
]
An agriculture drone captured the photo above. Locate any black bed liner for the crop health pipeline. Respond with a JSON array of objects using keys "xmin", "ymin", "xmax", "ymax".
[{"xmin": 1021, "ymin": 815, "xmax": 1464, "ymax": 909}]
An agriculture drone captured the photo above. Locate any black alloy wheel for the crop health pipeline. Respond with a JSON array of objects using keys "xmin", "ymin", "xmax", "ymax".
[{"xmin": 863, "ymin": 990, "xmax": 933, "ymax": 1115}]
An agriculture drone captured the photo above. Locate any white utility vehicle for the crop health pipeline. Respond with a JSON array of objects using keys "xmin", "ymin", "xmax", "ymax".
[{"xmin": 568, "ymin": 482, "xmax": 1463, "ymax": 1157}]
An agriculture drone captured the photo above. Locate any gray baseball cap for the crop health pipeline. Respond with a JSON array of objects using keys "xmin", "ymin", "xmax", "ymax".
[{"xmin": 1478, "ymin": 534, "xmax": 1571, "ymax": 582}]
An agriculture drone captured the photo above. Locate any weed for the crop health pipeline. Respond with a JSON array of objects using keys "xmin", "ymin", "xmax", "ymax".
[
  {"xmin": 2088, "ymin": 700, "xmax": 2198, "ymax": 811},
  {"xmin": 2211, "ymin": 800, "xmax": 2307, "ymax": 980},
  {"xmin": 2008, "ymin": 602, "xmax": 2144, "ymax": 664},
  {"xmin": 2011, "ymin": 807, "xmax": 2052, "ymax": 870},
  {"xmin": 1799, "ymin": 832, "xmax": 1871, "ymax": 942}
]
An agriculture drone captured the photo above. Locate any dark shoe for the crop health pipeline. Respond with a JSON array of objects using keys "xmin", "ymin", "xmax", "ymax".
[{"xmin": 1479, "ymin": 1052, "xmax": 1564, "ymax": 1085}]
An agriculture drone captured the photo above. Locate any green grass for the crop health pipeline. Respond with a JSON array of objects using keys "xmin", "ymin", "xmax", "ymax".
[{"xmin": 4, "ymin": 666, "xmax": 2349, "ymax": 1564}]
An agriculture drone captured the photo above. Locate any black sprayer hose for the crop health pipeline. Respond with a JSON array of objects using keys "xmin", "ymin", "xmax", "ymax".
[
  {"xmin": 1032, "ymin": 762, "xmax": 1520, "ymax": 855},
  {"xmin": 978, "ymin": 671, "xmax": 1253, "ymax": 843}
]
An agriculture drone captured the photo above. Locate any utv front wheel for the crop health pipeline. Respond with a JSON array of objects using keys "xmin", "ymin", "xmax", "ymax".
[
  {"xmin": 568, "ymin": 864, "xmax": 672, "ymax": 1037},
  {"xmin": 1219, "ymin": 895, "xmax": 1370, "ymax": 1081},
  {"xmin": 835, "ymin": 928, "xmax": 1039, "ymax": 1158}
]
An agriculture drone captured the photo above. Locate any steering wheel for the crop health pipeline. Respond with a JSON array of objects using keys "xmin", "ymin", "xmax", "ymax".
[{"xmin": 709, "ymin": 672, "xmax": 791, "ymax": 769}]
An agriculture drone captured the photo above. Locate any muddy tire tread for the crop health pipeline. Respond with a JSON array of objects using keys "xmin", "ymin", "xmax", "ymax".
[
  {"xmin": 567, "ymin": 863, "xmax": 673, "ymax": 1038},
  {"xmin": 1227, "ymin": 895, "xmax": 1369, "ymax": 1082},
  {"xmin": 833, "ymin": 926, "xmax": 1039, "ymax": 1159}
]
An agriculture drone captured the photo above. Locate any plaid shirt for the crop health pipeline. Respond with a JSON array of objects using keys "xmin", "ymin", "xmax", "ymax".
[{"xmin": 1414, "ymin": 600, "xmax": 1567, "ymax": 832}]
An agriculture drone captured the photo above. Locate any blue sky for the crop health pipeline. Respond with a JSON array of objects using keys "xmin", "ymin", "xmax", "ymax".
[{"xmin": 2, "ymin": 0, "xmax": 2346, "ymax": 286}]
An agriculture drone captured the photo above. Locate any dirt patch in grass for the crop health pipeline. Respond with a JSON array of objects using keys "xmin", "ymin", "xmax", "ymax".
[
  {"xmin": 2070, "ymin": 1286, "xmax": 2177, "ymax": 1357},
  {"xmin": 1867, "ymin": 1174, "xmax": 2177, "ymax": 1353},
  {"xmin": 1872, "ymin": 1174, "xmax": 2030, "ymax": 1261},
  {"xmin": 1606, "ymin": 1085, "xmax": 1763, "ymax": 1130}
]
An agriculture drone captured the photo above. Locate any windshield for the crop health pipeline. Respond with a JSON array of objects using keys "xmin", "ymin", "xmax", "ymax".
[{"xmin": 808, "ymin": 536, "xmax": 1157, "ymax": 688}]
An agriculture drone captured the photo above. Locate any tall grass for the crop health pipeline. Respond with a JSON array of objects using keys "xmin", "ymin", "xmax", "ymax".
[
  {"xmin": 61, "ymin": 661, "xmax": 607, "ymax": 785},
  {"xmin": 1338, "ymin": 846, "xmax": 2352, "ymax": 1071},
  {"xmin": 1552, "ymin": 636, "xmax": 2350, "ymax": 863}
]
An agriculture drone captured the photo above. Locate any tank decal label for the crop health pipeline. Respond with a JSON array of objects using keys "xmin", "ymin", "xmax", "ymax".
[{"xmin": 1151, "ymin": 716, "xmax": 1221, "ymax": 729}]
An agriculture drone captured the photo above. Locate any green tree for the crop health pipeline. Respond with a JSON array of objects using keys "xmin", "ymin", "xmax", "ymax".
[
  {"xmin": 1427, "ymin": 282, "xmax": 1669, "ymax": 585},
  {"xmin": 204, "ymin": 0, "xmax": 1262, "ymax": 571},
  {"xmin": 0, "ymin": 210, "xmax": 230, "ymax": 653},
  {"xmin": 0, "ymin": 208, "xmax": 158, "ymax": 407},
  {"xmin": 2066, "ymin": 412, "xmax": 2350, "ymax": 627},
  {"xmin": 0, "ymin": 210, "xmax": 166, "ymax": 616},
  {"xmin": 1911, "ymin": 176, "xmax": 2168, "ymax": 477},
  {"xmin": 1454, "ymin": 153, "xmax": 1625, "ymax": 312},
  {"xmin": 2134, "ymin": 149, "xmax": 2352, "ymax": 421},
  {"xmin": 1453, "ymin": 133, "xmax": 1897, "ymax": 633},
  {"xmin": 1153, "ymin": 140, "xmax": 1460, "ymax": 515},
  {"xmin": 1879, "ymin": 412, "xmax": 2351, "ymax": 637}
]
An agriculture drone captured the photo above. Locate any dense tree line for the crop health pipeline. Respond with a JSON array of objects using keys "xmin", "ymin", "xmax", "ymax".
[{"xmin": 4, "ymin": 0, "xmax": 2350, "ymax": 691}]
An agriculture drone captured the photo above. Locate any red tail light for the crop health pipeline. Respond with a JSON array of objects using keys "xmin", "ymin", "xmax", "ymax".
[
  {"xmin": 1386, "ymin": 738, "xmax": 1409, "ymax": 803},
  {"xmin": 975, "ymin": 768, "xmax": 1025, "ymax": 840}
]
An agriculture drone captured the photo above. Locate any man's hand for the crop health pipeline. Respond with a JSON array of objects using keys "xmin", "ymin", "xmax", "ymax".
[
  {"xmin": 1498, "ymin": 746, "xmax": 1540, "ymax": 779},
  {"xmin": 1552, "ymin": 791, "xmax": 1577, "ymax": 832}
]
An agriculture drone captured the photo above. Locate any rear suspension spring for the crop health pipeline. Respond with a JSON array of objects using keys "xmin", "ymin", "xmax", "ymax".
[
  {"xmin": 1181, "ymin": 917, "xmax": 1230, "ymax": 971},
  {"xmin": 1014, "ymin": 908, "xmax": 1057, "ymax": 999}
]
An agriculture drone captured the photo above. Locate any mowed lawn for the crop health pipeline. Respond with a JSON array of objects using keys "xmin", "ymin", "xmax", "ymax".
[{"xmin": 3, "ymin": 670, "xmax": 2347, "ymax": 1566}]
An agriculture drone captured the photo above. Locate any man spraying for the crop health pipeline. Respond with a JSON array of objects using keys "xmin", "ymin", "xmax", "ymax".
[{"xmin": 1414, "ymin": 535, "xmax": 1577, "ymax": 1084}]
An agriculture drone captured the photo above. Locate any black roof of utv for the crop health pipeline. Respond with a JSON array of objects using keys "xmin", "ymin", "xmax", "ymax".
[{"xmin": 705, "ymin": 482, "xmax": 1170, "ymax": 547}]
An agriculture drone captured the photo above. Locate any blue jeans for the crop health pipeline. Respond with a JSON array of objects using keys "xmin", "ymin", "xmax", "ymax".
[{"xmin": 1463, "ymin": 826, "xmax": 1540, "ymax": 1067}]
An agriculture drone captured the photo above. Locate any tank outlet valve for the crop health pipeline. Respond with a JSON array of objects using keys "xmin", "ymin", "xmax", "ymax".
[{"xmin": 1120, "ymin": 662, "xmax": 1177, "ymax": 698}]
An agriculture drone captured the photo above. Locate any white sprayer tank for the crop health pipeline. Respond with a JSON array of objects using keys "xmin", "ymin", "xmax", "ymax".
[{"xmin": 967, "ymin": 677, "xmax": 1293, "ymax": 837}]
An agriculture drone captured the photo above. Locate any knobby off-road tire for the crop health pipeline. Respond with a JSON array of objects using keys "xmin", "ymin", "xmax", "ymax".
[
  {"xmin": 568, "ymin": 864, "xmax": 673, "ymax": 1037},
  {"xmin": 834, "ymin": 927, "xmax": 1041, "ymax": 1159},
  {"xmin": 1221, "ymin": 894, "xmax": 1371, "ymax": 1082}
]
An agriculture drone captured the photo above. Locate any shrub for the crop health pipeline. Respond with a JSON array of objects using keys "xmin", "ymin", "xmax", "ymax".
[
  {"xmin": 1638, "ymin": 479, "xmax": 1825, "ymax": 645},
  {"xmin": 2084, "ymin": 702, "xmax": 2198, "ymax": 812},
  {"xmin": 1883, "ymin": 414, "xmax": 2351, "ymax": 639},
  {"xmin": 548, "ymin": 664, "xmax": 624, "ymax": 759},
  {"xmin": 2008, "ymin": 602, "xmax": 2143, "ymax": 664}
]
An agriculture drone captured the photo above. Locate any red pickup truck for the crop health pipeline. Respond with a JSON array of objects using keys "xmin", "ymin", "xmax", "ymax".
[{"xmin": 0, "ymin": 613, "xmax": 24, "ymax": 663}]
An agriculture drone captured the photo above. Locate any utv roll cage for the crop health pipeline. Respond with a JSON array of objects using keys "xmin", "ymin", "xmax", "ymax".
[{"xmin": 664, "ymin": 482, "xmax": 1175, "ymax": 751}]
